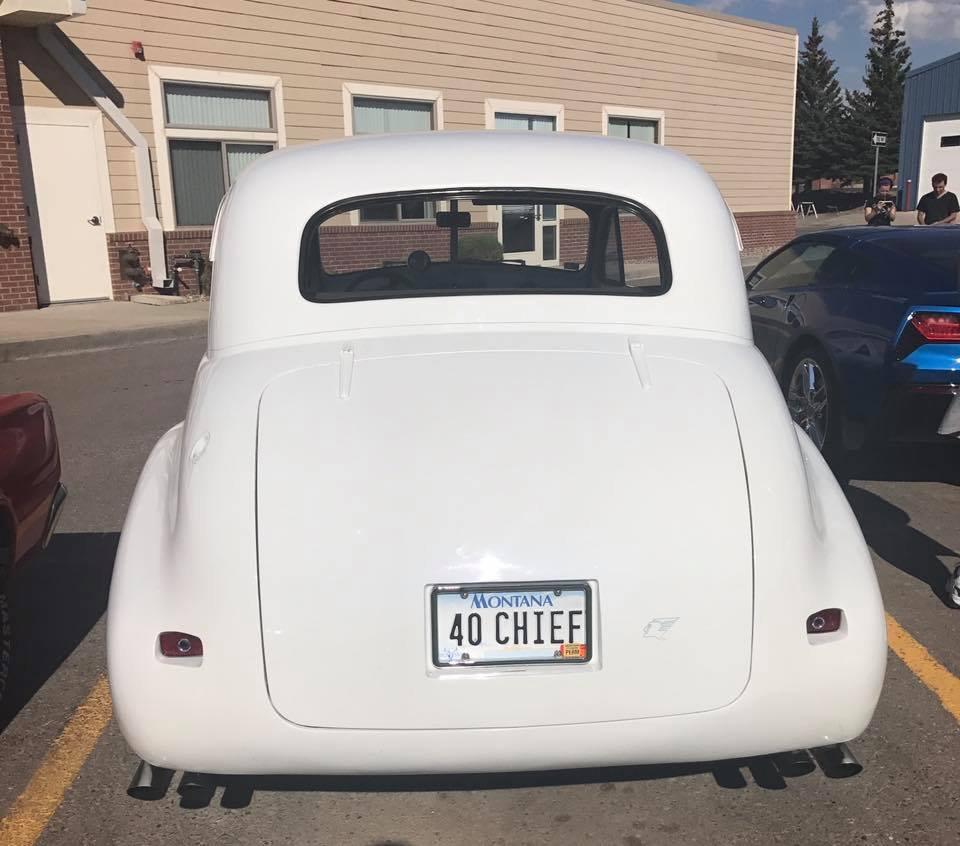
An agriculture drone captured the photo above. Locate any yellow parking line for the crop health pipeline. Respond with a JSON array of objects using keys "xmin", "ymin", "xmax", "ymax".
[
  {"xmin": 0, "ymin": 675, "xmax": 112, "ymax": 846},
  {"xmin": 886, "ymin": 613, "xmax": 960, "ymax": 724},
  {"xmin": 0, "ymin": 617, "xmax": 956, "ymax": 846}
]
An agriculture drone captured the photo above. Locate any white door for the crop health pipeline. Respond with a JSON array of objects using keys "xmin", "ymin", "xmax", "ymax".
[
  {"xmin": 494, "ymin": 112, "xmax": 560, "ymax": 266},
  {"xmin": 918, "ymin": 117, "xmax": 960, "ymax": 202},
  {"xmin": 18, "ymin": 108, "xmax": 114, "ymax": 304}
]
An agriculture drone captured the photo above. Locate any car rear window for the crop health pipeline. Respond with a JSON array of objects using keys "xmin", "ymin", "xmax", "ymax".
[
  {"xmin": 299, "ymin": 189, "xmax": 670, "ymax": 302},
  {"xmin": 880, "ymin": 238, "xmax": 960, "ymax": 292}
]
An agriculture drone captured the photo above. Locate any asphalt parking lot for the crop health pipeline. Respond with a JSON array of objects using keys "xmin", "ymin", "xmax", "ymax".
[{"xmin": 0, "ymin": 336, "xmax": 958, "ymax": 846}]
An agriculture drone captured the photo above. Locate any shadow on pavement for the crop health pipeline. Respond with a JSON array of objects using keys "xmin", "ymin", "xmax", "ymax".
[
  {"xmin": 844, "ymin": 443, "xmax": 960, "ymax": 486},
  {"xmin": 0, "ymin": 532, "xmax": 116, "ymax": 733},
  {"xmin": 845, "ymin": 486, "xmax": 957, "ymax": 604},
  {"xmin": 130, "ymin": 751, "xmax": 836, "ymax": 809}
]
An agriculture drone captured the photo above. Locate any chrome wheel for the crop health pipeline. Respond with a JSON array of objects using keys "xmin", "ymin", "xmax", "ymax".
[{"xmin": 787, "ymin": 357, "xmax": 829, "ymax": 451}]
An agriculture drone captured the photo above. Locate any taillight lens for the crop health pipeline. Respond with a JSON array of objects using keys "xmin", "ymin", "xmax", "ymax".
[
  {"xmin": 806, "ymin": 609, "xmax": 842, "ymax": 634},
  {"xmin": 910, "ymin": 312, "xmax": 960, "ymax": 341},
  {"xmin": 159, "ymin": 631, "xmax": 203, "ymax": 657}
]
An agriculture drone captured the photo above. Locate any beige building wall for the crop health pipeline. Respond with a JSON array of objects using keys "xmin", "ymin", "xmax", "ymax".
[{"xmin": 13, "ymin": 0, "xmax": 797, "ymax": 232}]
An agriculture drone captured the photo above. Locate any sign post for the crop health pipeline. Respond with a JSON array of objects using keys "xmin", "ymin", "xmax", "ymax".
[{"xmin": 871, "ymin": 131, "xmax": 887, "ymax": 195}]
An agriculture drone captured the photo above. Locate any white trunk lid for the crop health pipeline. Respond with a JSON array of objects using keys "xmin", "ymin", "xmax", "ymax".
[{"xmin": 257, "ymin": 336, "xmax": 752, "ymax": 729}]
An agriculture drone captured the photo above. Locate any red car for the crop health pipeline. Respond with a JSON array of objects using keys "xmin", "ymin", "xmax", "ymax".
[
  {"xmin": 0, "ymin": 393, "xmax": 66, "ymax": 585},
  {"xmin": 1, "ymin": 393, "xmax": 67, "ymax": 699}
]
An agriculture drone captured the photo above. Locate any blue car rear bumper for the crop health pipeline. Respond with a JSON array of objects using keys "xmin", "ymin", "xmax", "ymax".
[{"xmin": 889, "ymin": 343, "xmax": 960, "ymax": 440}]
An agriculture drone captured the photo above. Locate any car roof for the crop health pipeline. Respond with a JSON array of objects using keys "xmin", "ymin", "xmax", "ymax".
[
  {"xmin": 210, "ymin": 131, "xmax": 748, "ymax": 352},
  {"xmin": 794, "ymin": 226, "xmax": 960, "ymax": 249}
]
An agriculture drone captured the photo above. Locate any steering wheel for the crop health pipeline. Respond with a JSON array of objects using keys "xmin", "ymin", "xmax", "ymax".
[{"xmin": 344, "ymin": 265, "xmax": 416, "ymax": 292}]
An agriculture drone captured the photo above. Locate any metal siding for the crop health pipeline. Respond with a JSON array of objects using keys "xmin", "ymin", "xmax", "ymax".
[{"xmin": 899, "ymin": 55, "xmax": 960, "ymax": 208}]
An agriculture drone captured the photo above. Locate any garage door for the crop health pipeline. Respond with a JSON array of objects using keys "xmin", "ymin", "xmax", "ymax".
[{"xmin": 919, "ymin": 116, "xmax": 960, "ymax": 201}]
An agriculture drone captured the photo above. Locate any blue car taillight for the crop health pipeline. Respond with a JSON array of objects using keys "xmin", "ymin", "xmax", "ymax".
[
  {"xmin": 911, "ymin": 311, "xmax": 960, "ymax": 341},
  {"xmin": 895, "ymin": 311, "xmax": 960, "ymax": 360}
]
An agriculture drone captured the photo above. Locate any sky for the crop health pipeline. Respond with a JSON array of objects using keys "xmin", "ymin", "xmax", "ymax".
[{"xmin": 689, "ymin": 0, "xmax": 958, "ymax": 91}]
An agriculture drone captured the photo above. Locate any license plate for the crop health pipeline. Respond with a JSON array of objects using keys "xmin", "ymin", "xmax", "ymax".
[{"xmin": 431, "ymin": 582, "xmax": 592, "ymax": 667}]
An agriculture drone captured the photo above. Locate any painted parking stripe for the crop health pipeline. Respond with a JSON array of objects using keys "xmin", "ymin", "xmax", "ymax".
[
  {"xmin": 886, "ymin": 613, "xmax": 960, "ymax": 724},
  {"xmin": 0, "ymin": 675, "xmax": 112, "ymax": 846},
  {"xmin": 0, "ymin": 617, "xmax": 957, "ymax": 846}
]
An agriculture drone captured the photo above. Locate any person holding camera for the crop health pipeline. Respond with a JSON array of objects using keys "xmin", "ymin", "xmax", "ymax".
[{"xmin": 864, "ymin": 177, "xmax": 897, "ymax": 226}]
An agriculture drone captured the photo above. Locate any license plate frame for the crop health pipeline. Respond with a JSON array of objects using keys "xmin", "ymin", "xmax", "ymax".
[{"xmin": 430, "ymin": 581, "xmax": 593, "ymax": 668}]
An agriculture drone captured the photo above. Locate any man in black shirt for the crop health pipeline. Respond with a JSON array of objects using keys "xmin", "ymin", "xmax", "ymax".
[
  {"xmin": 864, "ymin": 177, "xmax": 897, "ymax": 225},
  {"xmin": 917, "ymin": 173, "xmax": 960, "ymax": 225}
]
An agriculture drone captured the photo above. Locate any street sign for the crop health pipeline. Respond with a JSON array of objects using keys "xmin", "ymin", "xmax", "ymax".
[{"xmin": 872, "ymin": 132, "xmax": 887, "ymax": 146}]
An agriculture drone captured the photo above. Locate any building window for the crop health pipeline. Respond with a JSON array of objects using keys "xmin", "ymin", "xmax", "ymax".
[
  {"xmin": 164, "ymin": 83, "xmax": 273, "ymax": 130},
  {"xmin": 150, "ymin": 68, "xmax": 286, "ymax": 229},
  {"xmin": 163, "ymin": 83, "xmax": 275, "ymax": 226},
  {"xmin": 168, "ymin": 139, "xmax": 273, "ymax": 228},
  {"xmin": 494, "ymin": 113, "xmax": 556, "ymax": 132},
  {"xmin": 349, "ymin": 95, "xmax": 438, "ymax": 221},
  {"xmin": 602, "ymin": 107, "xmax": 665, "ymax": 145},
  {"xmin": 352, "ymin": 97, "xmax": 433, "ymax": 135},
  {"xmin": 607, "ymin": 116, "xmax": 659, "ymax": 143}
]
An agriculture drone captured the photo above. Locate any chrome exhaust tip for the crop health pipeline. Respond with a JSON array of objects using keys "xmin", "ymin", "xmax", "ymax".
[
  {"xmin": 128, "ymin": 760, "xmax": 173, "ymax": 799},
  {"xmin": 811, "ymin": 743, "xmax": 863, "ymax": 778}
]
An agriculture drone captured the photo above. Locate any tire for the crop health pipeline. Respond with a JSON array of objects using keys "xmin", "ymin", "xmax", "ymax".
[
  {"xmin": 0, "ymin": 589, "xmax": 9, "ymax": 705},
  {"xmin": 783, "ymin": 347, "xmax": 842, "ymax": 457},
  {"xmin": 0, "ymin": 530, "xmax": 11, "ymax": 705},
  {"xmin": 947, "ymin": 565, "xmax": 960, "ymax": 610}
]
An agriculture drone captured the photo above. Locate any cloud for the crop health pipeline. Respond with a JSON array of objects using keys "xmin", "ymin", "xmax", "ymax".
[
  {"xmin": 694, "ymin": 0, "xmax": 790, "ymax": 13},
  {"xmin": 822, "ymin": 20, "xmax": 843, "ymax": 40},
  {"xmin": 696, "ymin": 0, "xmax": 739, "ymax": 10},
  {"xmin": 851, "ymin": 0, "xmax": 960, "ymax": 42}
]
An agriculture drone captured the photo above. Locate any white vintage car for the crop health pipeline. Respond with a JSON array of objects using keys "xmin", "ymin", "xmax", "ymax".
[{"xmin": 108, "ymin": 131, "xmax": 886, "ymax": 781}]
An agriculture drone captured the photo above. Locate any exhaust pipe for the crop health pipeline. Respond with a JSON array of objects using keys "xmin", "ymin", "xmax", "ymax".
[
  {"xmin": 811, "ymin": 743, "xmax": 862, "ymax": 778},
  {"xmin": 131, "ymin": 760, "xmax": 154, "ymax": 791},
  {"xmin": 178, "ymin": 771, "xmax": 217, "ymax": 807},
  {"xmin": 128, "ymin": 760, "xmax": 173, "ymax": 798},
  {"xmin": 836, "ymin": 742, "xmax": 860, "ymax": 771}
]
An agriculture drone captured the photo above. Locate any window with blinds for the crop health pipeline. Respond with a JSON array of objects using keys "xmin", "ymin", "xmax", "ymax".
[
  {"xmin": 163, "ymin": 82, "xmax": 276, "ymax": 226},
  {"xmin": 352, "ymin": 97, "xmax": 433, "ymax": 135},
  {"xmin": 350, "ymin": 96, "xmax": 436, "ymax": 221},
  {"xmin": 164, "ymin": 83, "xmax": 273, "ymax": 130},
  {"xmin": 607, "ymin": 117, "xmax": 659, "ymax": 144},
  {"xmin": 494, "ymin": 113, "xmax": 556, "ymax": 132}
]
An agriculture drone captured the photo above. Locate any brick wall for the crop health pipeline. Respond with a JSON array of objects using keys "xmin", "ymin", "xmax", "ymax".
[
  {"xmin": 107, "ymin": 229, "xmax": 213, "ymax": 300},
  {"xmin": 106, "ymin": 210, "xmax": 796, "ymax": 300},
  {"xmin": 560, "ymin": 211, "xmax": 794, "ymax": 265},
  {"xmin": 0, "ymin": 30, "xmax": 37, "ymax": 312},
  {"xmin": 558, "ymin": 218, "xmax": 589, "ymax": 265},
  {"xmin": 734, "ymin": 211, "xmax": 796, "ymax": 256},
  {"xmin": 319, "ymin": 222, "xmax": 499, "ymax": 273}
]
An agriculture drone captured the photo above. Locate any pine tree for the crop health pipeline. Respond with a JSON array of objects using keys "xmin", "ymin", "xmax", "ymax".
[
  {"xmin": 843, "ymin": 0, "xmax": 911, "ymax": 191},
  {"xmin": 793, "ymin": 18, "xmax": 846, "ymax": 190}
]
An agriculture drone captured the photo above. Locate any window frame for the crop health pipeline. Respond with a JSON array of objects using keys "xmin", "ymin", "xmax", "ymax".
[
  {"xmin": 341, "ymin": 82, "xmax": 444, "ymax": 225},
  {"xmin": 299, "ymin": 187, "xmax": 672, "ymax": 303},
  {"xmin": 747, "ymin": 239, "xmax": 840, "ymax": 292},
  {"xmin": 149, "ymin": 66, "xmax": 286, "ymax": 229},
  {"xmin": 601, "ymin": 106, "xmax": 666, "ymax": 145},
  {"xmin": 484, "ymin": 98, "xmax": 564, "ymax": 132}
]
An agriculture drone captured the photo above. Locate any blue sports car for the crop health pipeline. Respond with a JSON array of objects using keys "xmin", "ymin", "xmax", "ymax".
[{"xmin": 747, "ymin": 226, "xmax": 960, "ymax": 454}]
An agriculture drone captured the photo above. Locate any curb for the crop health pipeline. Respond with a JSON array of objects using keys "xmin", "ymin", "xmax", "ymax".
[{"xmin": 0, "ymin": 321, "xmax": 207, "ymax": 363}]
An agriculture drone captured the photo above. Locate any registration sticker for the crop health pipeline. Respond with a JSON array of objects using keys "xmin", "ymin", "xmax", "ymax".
[{"xmin": 562, "ymin": 643, "xmax": 587, "ymax": 659}]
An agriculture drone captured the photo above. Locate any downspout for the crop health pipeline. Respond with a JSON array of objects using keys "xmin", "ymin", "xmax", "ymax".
[{"xmin": 36, "ymin": 25, "xmax": 169, "ymax": 286}]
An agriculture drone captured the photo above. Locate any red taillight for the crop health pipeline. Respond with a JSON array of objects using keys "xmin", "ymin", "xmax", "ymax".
[
  {"xmin": 910, "ymin": 312, "xmax": 960, "ymax": 341},
  {"xmin": 806, "ymin": 609, "xmax": 842, "ymax": 634},
  {"xmin": 159, "ymin": 631, "xmax": 203, "ymax": 657}
]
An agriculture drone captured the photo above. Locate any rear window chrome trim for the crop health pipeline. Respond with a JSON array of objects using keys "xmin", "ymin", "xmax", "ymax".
[{"xmin": 298, "ymin": 187, "xmax": 672, "ymax": 303}]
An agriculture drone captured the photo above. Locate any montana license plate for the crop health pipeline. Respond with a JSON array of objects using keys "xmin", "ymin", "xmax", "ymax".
[{"xmin": 431, "ymin": 582, "xmax": 592, "ymax": 667}]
